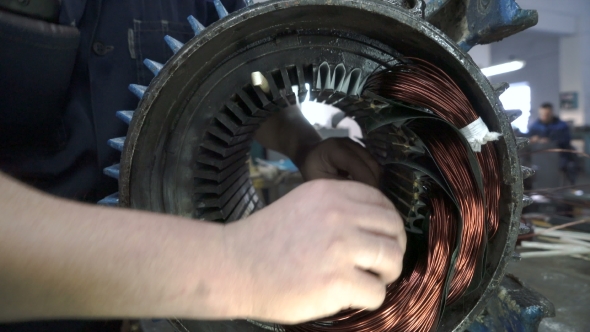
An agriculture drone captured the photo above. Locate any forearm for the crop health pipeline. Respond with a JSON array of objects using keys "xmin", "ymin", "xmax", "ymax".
[
  {"xmin": 254, "ymin": 105, "xmax": 322, "ymax": 166},
  {"xmin": 0, "ymin": 173, "xmax": 247, "ymax": 322}
]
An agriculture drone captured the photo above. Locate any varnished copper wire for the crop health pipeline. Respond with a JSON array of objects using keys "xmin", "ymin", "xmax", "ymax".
[
  {"xmin": 282, "ymin": 192, "xmax": 457, "ymax": 332},
  {"xmin": 364, "ymin": 58, "xmax": 501, "ymax": 300},
  {"xmin": 364, "ymin": 57, "xmax": 501, "ymax": 237},
  {"xmin": 281, "ymin": 58, "xmax": 502, "ymax": 332},
  {"xmin": 479, "ymin": 145, "xmax": 501, "ymax": 238},
  {"xmin": 418, "ymin": 133, "xmax": 485, "ymax": 303}
]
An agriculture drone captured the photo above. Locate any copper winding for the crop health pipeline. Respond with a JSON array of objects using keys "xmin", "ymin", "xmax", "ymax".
[
  {"xmin": 364, "ymin": 57, "xmax": 501, "ymax": 238},
  {"xmin": 417, "ymin": 132, "xmax": 486, "ymax": 303},
  {"xmin": 365, "ymin": 57, "xmax": 501, "ymax": 300},
  {"xmin": 280, "ymin": 58, "xmax": 501, "ymax": 332}
]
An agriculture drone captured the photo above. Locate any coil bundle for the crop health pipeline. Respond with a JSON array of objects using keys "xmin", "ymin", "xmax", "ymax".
[{"xmin": 278, "ymin": 58, "xmax": 502, "ymax": 332}]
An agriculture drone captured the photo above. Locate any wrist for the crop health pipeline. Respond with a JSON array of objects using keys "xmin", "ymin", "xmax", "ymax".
[
  {"xmin": 210, "ymin": 222, "xmax": 255, "ymax": 319},
  {"xmin": 171, "ymin": 221, "xmax": 248, "ymax": 319}
]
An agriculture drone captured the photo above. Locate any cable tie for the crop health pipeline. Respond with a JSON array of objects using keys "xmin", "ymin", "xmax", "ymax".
[{"xmin": 459, "ymin": 117, "xmax": 502, "ymax": 152}]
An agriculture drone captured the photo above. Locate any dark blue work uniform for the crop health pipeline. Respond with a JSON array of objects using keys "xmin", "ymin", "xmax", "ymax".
[
  {"xmin": 527, "ymin": 116, "xmax": 573, "ymax": 170},
  {"xmin": 0, "ymin": 0, "xmax": 242, "ymax": 330},
  {"xmin": 0, "ymin": 0, "xmax": 242, "ymax": 202}
]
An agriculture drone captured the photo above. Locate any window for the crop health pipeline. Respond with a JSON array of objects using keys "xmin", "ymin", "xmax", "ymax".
[{"xmin": 498, "ymin": 82, "xmax": 531, "ymax": 133}]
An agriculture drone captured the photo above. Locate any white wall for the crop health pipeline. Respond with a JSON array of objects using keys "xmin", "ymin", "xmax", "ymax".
[
  {"xmin": 488, "ymin": 31, "xmax": 560, "ymax": 127},
  {"xmin": 468, "ymin": 45, "xmax": 491, "ymax": 68},
  {"xmin": 558, "ymin": 11, "xmax": 590, "ymax": 125}
]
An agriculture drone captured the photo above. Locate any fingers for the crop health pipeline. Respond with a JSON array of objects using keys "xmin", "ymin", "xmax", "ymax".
[
  {"xmin": 347, "ymin": 203, "xmax": 407, "ymax": 256},
  {"xmin": 325, "ymin": 144, "xmax": 379, "ymax": 187},
  {"xmin": 340, "ymin": 139, "xmax": 383, "ymax": 186},
  {"xmin": 310, "ymin": 179, "xmax": 395, "ymax": 211},
  {"xmin": 350, "ymin": 231, "xmax": 404, "ymax": 284},
  {"xmin": 300, "ymin": 137, "xmax": 382, "ymax": 187},
  {"xmin": 300, "ymin": 180, "xmax": 403, "ymax": 240},
  {"xmin": 345, "ymin": 269, "xmax": 387, "ymax": 310}
]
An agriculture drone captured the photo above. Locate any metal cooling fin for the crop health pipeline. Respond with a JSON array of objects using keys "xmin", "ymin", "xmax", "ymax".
[
  {"xmin": 187, "ymin": 15, "xmax": 205, "ymax": 35},
  {"xmin": 164, "ymin": 35, "xmax": 184, "ymax": 54},
  {"xmin": 128, "ymin": 84, "xmax": 147, "ymax": 99},
  {"xmin": 116, "ymin": 110, "xmax": 134, "ymax": 125},
  {"xmin": 505, "ymin": 109, "xmax": 523, "ymax": 122},
  {"xmin": 107, "ymin": 137, "xmax": 126, "ymax": 152},
  {"xmin": 213, "ymin": 0, "xmax": 228, "ymax": 18},
  {"xmin": 98, "ymin": 192, "xmax": 119, "ymax": 206},
  {"xmin": 493, "ymin": 82, "xmax": 510, "ymax": 96},
  {"xmin": 516, "ymin": 137, "xmax": 530, "ymax": 150},
  {"xmin": 143, "ymin": 59, "xmax": 163, "ymax": 75},
  {"xmin": 521, "ymin": 166, "xmax": 535, "ymax": 179},
  {"xmin": 522, "ymin": 195, "xmax": 534, "ymax": 207},
  {"xmin": 518, "ymin": 222, "xmax": 533, "ymax": 235},
  {"xmin": 104, "ymin": 164, "xmax": 120, "ymax": 179}
]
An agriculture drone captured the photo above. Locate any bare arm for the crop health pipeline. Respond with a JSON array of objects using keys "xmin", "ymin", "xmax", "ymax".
[
  {"xmin": 0, "ymin": 173, "xmax": 405, "ymax": 324},
  {"xmin": 0, "ymin": 171, "xmax": 242, "ymax": 322}
]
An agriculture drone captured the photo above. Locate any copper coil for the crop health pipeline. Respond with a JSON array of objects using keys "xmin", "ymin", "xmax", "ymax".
[
  {"xmin": 282, "ymin": 192, "xmax": 457, "ymax": 332},
  {"xmin": 365, "ymin": 57, "xmax": 501, "ymax": 237},
  {"xmin": 478, "ymin": 144, "xmax": 501, "ymax": 237},
  {"xmin": 280, "ymin": 57, "xmax": 502, "ymax": 332},
  {"xmin": 418, "ymin": 133, "xmax": 486, "ymax": 303}
]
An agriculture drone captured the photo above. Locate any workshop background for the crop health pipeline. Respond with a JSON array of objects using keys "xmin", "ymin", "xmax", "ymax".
[{"xmin": 244, "ymin": 1, "xmax": 590, "ymax": 331}]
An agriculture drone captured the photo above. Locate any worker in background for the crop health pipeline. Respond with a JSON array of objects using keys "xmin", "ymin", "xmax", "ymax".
[
  {"xmin": 528, "ymin": 102, "xmax": 577, "ymax": 185},
  {"xmin": 0, "ymin": 1, "xmax": 405, "ymax": 331}
]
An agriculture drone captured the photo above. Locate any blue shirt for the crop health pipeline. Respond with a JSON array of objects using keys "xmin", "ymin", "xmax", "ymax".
[
  {"xmin": 528, "ymin": 116, "xmax": 571, "ymax": 149},
  {"xmin": 527, "ymin": 116, "xmax": 573, "ymax": 168},
  {"xmin": 1, "ymin": 0, "xmax": 242, "ymax": 202}
]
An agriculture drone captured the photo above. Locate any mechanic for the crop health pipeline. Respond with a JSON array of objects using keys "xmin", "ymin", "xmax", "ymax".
[
  {"xmin": 528, "ymin": 102, "xmax": 577, "ymax": 184},
  {"xmin": 0, "ymin": 1, "xmax": 406, "ymax": 331}
]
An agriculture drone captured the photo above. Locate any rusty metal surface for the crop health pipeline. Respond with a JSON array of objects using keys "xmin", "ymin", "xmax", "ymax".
[
  {"xmin": 468, "ymin": 274, "xmax": 555, "ymax": 332},
  {"xmin": 426, "ymin": 0, "xmax": 538, "ymax": 52}
]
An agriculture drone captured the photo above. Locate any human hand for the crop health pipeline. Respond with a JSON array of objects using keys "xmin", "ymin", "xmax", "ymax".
[
  {"xmin": 530, "ymin": 135, "xmax": 540, "ymax": 143},
  {"xmin": 295, "ymin": 137, "xmax": 382, "ymax": 187},
  {"xmin": 222, "ymin": 180, "xmax": 406, "ymax": 324}
]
